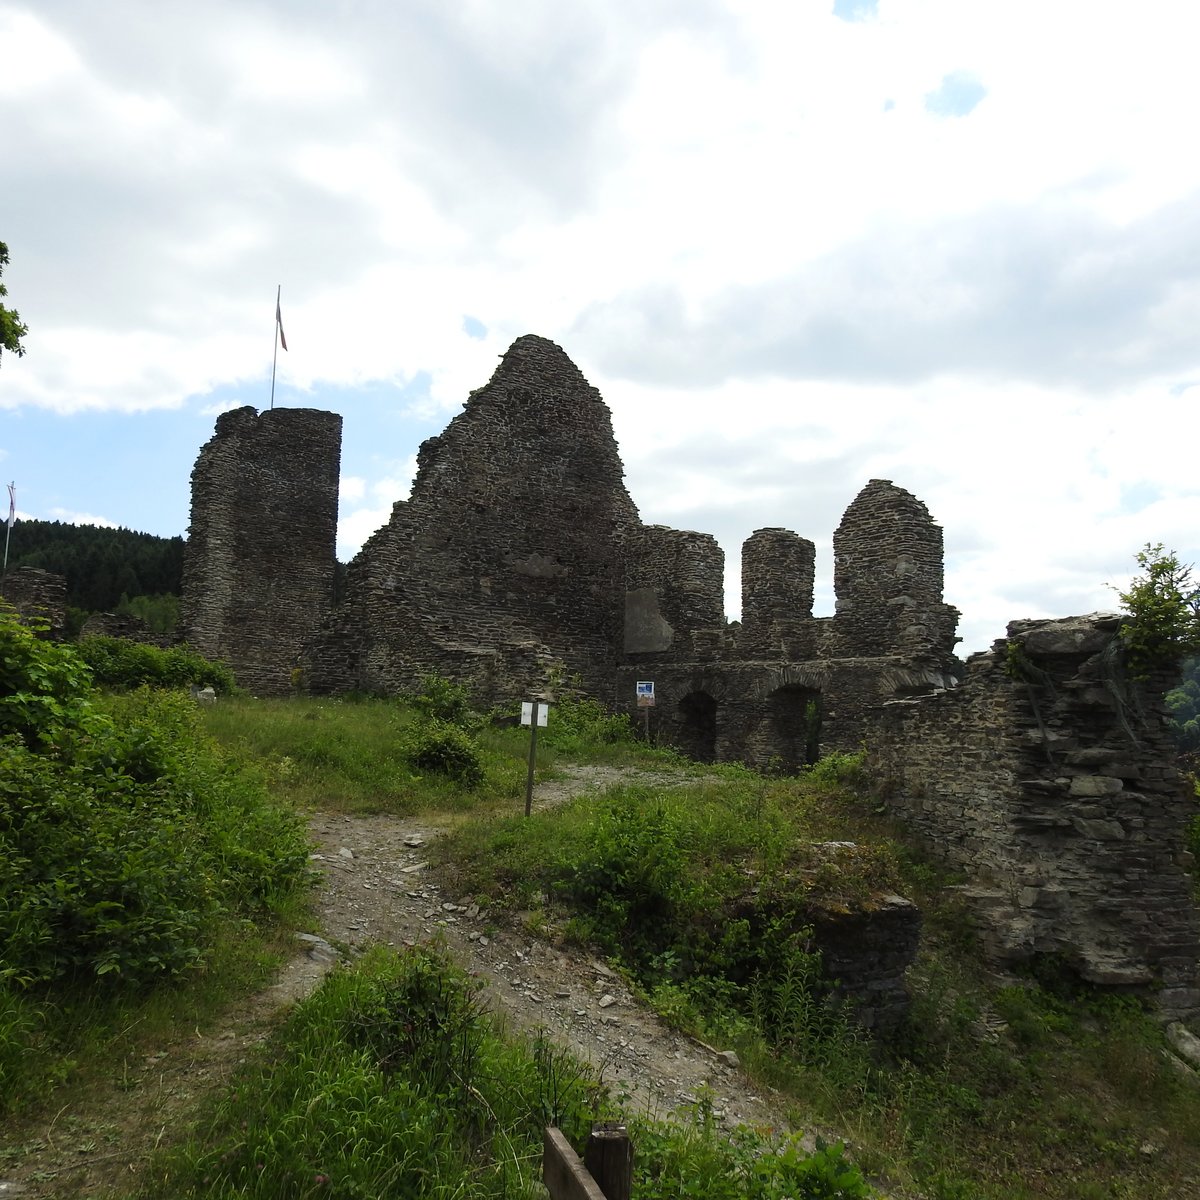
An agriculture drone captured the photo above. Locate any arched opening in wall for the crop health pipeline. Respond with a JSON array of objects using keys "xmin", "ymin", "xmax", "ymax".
[
  {"xmin": 767, "ymin": 685, "xmax": 822, "ymax": 772},
  {"xmin": 676, "ymin": 691, "xmax": 718, "ymax": 763}
]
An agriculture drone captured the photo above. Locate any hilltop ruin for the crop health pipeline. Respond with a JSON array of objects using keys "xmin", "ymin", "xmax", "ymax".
[{"xmin": 179, "ymin": 333, "xmax": 1200, "ymax": 1019}]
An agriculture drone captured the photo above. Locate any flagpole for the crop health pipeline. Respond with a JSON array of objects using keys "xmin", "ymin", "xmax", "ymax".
[
  {"xmin": 270, "ymin": 284, "xmax": 281, "ymax": 411},
  {"xmin": 3, "ymin": 482, "xmax": 13, "ymax": 578}
]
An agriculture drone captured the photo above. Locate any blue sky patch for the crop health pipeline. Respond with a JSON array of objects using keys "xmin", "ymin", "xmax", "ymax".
[
  {"xmin": 832, "ymin": 0, "xmax": 878, "ymax": 20},
  {"xmin": 925, "ymin": 72, "xmax": 987, "ymax": 117},
  {"xmin": 462, "ymin": 315, "xmax": 487, "ymax": 340}
]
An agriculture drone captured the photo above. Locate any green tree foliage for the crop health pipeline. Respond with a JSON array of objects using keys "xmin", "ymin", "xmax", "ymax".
[
  {"xmin": 4, "ymin": 519, "xmax": 184, "ymax": 613},
  {"xmin": 0, "ymin": 241, "xmax": 28, "ymax": 363},
  {"xmin": 116, "ymin": 590, "xmax": 179, "ymax": 634},
  {"xmin": 1166, "ymin": 657, "xmax": 1200, "ymax": 755},
  {"xmin": 1116, "ymin": 544, "xmax": 1200, "ymax": 678}
]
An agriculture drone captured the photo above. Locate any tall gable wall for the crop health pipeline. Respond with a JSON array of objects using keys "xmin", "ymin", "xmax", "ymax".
[
  {"xmin": 832, "ymin": 479, "xmax": 959, "ymax": 664},
  {"xmin": 304, "ymin": 335, "xmax": 639, "ymax": 701}
]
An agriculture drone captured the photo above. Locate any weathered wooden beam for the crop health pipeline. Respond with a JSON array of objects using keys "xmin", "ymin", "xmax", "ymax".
[{"xmin": 543, "ymin": 1127, "xmax": 607, "ymax": 1200}]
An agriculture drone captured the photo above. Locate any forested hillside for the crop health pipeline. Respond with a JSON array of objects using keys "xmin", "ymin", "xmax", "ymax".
[
  {"xmin": 1167, "ymin": 656, "xmax": 1200, "ymax": 756},
  {"xmin": 3, "ymin": 519, "xmax": 183, "ymax": 612}
]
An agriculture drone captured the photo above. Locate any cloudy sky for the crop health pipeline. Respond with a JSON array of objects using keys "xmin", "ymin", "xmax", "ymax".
[{"xmin": 2, "ymin": 0, "xmax": 1197, "ymax": 656}]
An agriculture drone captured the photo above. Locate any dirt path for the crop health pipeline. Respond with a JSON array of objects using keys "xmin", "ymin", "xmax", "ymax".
[{"xmin": 0, "ymin": 767, "xmax": 820, "ymax": 1199}]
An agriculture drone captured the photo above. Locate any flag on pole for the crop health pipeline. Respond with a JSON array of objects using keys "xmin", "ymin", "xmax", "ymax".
[
  {"xmin": 276, "ymin": 297, "xmax": 288, "ymax": 351},
  {"xmin": 6, "ymin": 483, "xmax": 13, "ymax": 530}
]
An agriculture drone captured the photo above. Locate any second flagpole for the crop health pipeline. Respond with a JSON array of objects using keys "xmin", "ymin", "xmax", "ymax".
[{"xmin": 270, "ymin": 284, "xmax": 282, "ymax": 410}]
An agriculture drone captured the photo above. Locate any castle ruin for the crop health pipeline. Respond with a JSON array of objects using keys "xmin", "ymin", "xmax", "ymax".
[{"xmin": 180, "ymin": 334, "xmax": 1199, "ymax": 1019}]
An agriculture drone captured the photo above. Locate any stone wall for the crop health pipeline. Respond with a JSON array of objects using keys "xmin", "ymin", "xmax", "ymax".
[
  {"xmin": 305, "ymin": 335, "xmax": 640, "ymax": 703},
  {"xmin": 624, "ymin": 526, "xmax": 725, "ymax": 659},
  {"xmin": 181, "ymin": 406, "xmax": 342, "ymax": 696},
  {"xmin": 865, "ymin": 614, "xmax": 1200, "ymax": 1020},
  {"xmin": 0, "ymin": 567, "xmax": 68, "ymax": 638},
  {"xmin": 79, "ymin": 611, "xmax": 173, "ymax": 648}
]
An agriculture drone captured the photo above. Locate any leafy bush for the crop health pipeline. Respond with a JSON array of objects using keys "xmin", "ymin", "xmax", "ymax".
[
  {"xmin": 403, "ymin": 718, "xmax": 485, "ymax": 787},
  {"xmin": 0, "ymin": 607, "xmax": 94, "ymax": 750},
  {"xmin": 409, "ymin": 672, "xmax": 480, "ymax": 729},
  {"xmin": 807, "ymin": 750, "xmax": 867, "ymax": 788},
  {"xmin": 0, "ymin": 691, "xmax": 308, "ymax": 990},
  {"xmin": 0, "ymin": 608, "xmax": 306, "ymax": 993},
  {"xmin": 75, "ymin": 635, "xmax": 236, "ymax": 693}
]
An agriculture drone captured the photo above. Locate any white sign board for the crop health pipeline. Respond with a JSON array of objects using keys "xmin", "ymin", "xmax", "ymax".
[
  {"xmin": 636, "ymin": 680, "xmax": 655, "ymax": 707},
  {"xmin": 521, "ymin": 701, "xmax": 549, "ymax": 727}
]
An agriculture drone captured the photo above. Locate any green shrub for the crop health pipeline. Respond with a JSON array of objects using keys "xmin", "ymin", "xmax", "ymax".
[
  {"xmin": 807, "ymin": 750, "xmax": 866, "ymax": 787},
  {"xmin": 403, "ymin": 718, "xmax": 485, "ymax": 787},
  {"xmin": 0, "ymin": 606, "xmax": 95, "ymax": 750},
  {"xmin": 409, "ymin": 672, "xmax": 480, "ymax": 729},
  {"xmin": 0, "ymin": 690, "xmax": 308, "ymax": 990},
  {"xmin": 75, "ymin": 635, "xmax": 236, "ymax": 693}
]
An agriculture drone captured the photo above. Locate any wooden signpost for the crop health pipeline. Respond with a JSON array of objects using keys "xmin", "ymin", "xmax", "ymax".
[{"xmin": 522, "ymin": 698, "xmax": 549, "ymax": 817}]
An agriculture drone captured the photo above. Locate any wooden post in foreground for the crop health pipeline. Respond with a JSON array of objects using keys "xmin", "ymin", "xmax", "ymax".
[
  {"xmin": 543, "ymin": 1127, "xmax": 605, "ymax": 1200},
  {"xmin": 584, "ymin": 1123, "xmax": 632, "ymax": 1200},
  {"xmin": 544, "ymin": 1124, "xmax": 632, "ymax": 1200}
]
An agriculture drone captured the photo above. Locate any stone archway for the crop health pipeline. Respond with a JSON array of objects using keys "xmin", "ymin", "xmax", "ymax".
[
  {"xmin": 766, "ymin": 684, "xmax": 822, "ymax": 772},
  {"xmin": 676, "ymin": 690, "xmax": 718, "ymax": 763}
]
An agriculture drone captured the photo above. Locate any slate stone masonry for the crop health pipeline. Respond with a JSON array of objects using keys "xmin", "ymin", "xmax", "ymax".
[
  {"xmin": 181, "ymin": 406, "xmax": 342, "ymax": 696},
  {"xmin": 865, "ymin": 614, "xmax": 1200, "ymax": 1020}
]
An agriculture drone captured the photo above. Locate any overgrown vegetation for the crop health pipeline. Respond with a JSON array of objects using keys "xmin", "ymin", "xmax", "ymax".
[
  {"xmin": 5, "ymin": 656, "xmax": 1200, "ymax": 1198},
  {"xmin": 141, "ymin": 944, "xmax": 869, "ymax": 1199},
  {"xmin": 75, "ymin": 634, "xmax": 236, "ymax": 692},
  {"xmin": 436, "ymin": 757, "xmax": 1200, "ymax": 1199},
  {"xmin": 0, "ymin": 606, "xmax": 308, "ymax": 1114}
]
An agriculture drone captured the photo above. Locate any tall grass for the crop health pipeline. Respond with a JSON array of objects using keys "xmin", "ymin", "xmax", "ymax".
[
  {"xmin": 139, "ymin": 944, "xmax": 870, "ymax": 1200},
  {"xmin": 199, "ymin": 696, "xmax": 531, "ymax": 814}
]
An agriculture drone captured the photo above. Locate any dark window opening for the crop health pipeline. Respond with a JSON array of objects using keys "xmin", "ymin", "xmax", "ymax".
[{"xmin": 676, "ymin": 690, "xmax": 718, "ymax": 763}]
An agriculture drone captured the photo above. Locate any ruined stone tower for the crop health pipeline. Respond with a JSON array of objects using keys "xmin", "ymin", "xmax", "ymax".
[
  {"xmin": 181, "ymin": 406, "xmax": 342, "ymax": 695},
  {"xmin": 832, "ymin": 479, "xmax": 959, "ymax": 665}
]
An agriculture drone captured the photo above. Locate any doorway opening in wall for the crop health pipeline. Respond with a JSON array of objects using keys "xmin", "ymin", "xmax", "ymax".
[
  {"xmin": 767, "ymin": 685, "xmax": 822, "ymax": 772},
  {"xmin": 676, "ymin": 691, "xmax": 718, "ymax": 763}
]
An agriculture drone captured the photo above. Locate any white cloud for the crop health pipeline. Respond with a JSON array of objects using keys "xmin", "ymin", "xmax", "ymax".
[
  {"xmin": 48, "ymin": 507, "xmax": 118, "ymax": 528},
  {"xmin": 1, "ymin": 0, "xmax": 1197, "ymax": 660}
]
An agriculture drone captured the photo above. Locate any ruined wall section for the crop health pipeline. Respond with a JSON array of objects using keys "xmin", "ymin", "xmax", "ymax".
[
  {"xmin": 0, "ymin": 567, "xmax": 67, "ymax": 638},
  {"xmin": 739, "ymin": 527, "xmax": 817, "ymax": 660},
  {"xmin": 832, "ymin": 479, "xmax": 959, "ymax": 666},
  {"xmin": 182, "ymin": 407, "xmax": 341, "ymax": 696},
  {"xmin": 865, "ymin": 615, "xmax": 1200, "ymax": 1020},
  {"xmin": 306, "ymin": 335, "xmax": 640, "ymax": 702},
  {"xmin": 624, "ymin": 526, "xmax": 725, "ymax": 661}
]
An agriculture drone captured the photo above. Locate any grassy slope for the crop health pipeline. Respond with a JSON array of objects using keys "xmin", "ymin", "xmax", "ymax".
[
  {"xmin": 5, "ymin": 692, "xmax": 1197, "ymax": 1198},
  {"xmin": 197, "ymin": 696, "xmax": 1200, "ymax": 1200}
]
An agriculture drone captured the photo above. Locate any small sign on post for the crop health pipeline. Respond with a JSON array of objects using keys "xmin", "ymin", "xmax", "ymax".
[
  {"xmin": 635, "ymin": 680, "xmax": 654, "ymax": 743},
  {"xmin": 522, "ymin": 698, "xmax": 549, "ymax": 816}
]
